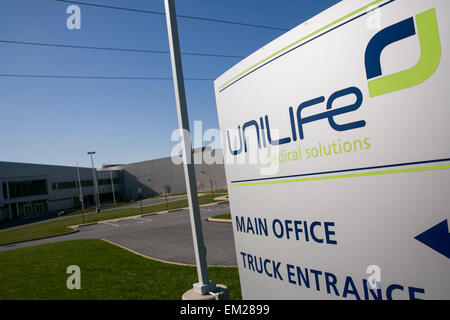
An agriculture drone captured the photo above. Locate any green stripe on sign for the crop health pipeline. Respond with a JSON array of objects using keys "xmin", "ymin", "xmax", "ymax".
[
  {"xmin": 231, "ymin": 164, "xmax": 450, "ymax": 187},
  {"xmin": 218, "ymin": 0, "xmax": 385, "ymax": 91}
]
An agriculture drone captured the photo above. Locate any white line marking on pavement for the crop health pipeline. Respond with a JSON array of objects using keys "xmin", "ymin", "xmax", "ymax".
[
  {"xmin": 103, "ymin": 222, "xmax": 119, "ymax": 227},
  {"xmin": 133, "ymin": 217, "xmax": 153, "ymax": 222}
]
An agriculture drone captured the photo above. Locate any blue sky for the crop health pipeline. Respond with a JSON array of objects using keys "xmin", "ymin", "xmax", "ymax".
[{"xmin": 0, "ymin": 0, "xmax": 339, "ymax": 168}]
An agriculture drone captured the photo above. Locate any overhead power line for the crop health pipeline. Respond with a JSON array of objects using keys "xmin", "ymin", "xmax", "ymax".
[
  {"xmin": 55, "ymin": 0, "xmax": 166, "ymax": 15},
  {"xmin": 175, "ymin": 13, "xmax": 288, "ymax": 31},
  {"xmin": 204, "ymin": 0, "xmax": 299, "ymax": 19},
  {"xmin": 53, "ymin": 0, "xmax": 289, "ymax": 31},
  {"xmin": 0, "ymin": 74, "xmax": 214, "ymax": 81},
  {"xmin": 0, "ymin": 39, "xmax": 245, "ymax": 59}
]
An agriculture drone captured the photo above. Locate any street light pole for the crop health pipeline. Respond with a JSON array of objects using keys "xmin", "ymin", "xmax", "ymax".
[
  {"xmin": 164, "ymin": 185, "xmax": 169, "ymax": 211},
  {"xmin": 138, "ymin": 187, "xmax": 143, "ymax": 215},
  {"xmin": 109, "ymin": 161, "xmax": 117, "ymax": 205},
  {"xmin": 164, "ymin": 0, "xmax": 220, "ymax": 297},
  {"xmin": 76, "ymin": 161, "xmax": 85, "ymax": 224},
  {"xmin": 87, "ymin": 152, "xmax": 101, "ymax": 212}
]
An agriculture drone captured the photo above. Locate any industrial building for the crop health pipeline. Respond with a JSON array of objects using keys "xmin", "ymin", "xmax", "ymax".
[
  {"xmin": 0, "ymin": 148, "xmax": 226, "ymax": 223},
  {"xmin": 115, "ymin": 148, "xmax": 226, "ymax": 200},
  {"xmin": 0, "ymin": 161, "xmax": 121, "ymax": 222}
]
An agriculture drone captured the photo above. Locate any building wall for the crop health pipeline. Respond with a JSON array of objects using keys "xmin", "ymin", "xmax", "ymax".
[
  {"xmin": 0, "ymin": 149, "xmax": 227, "ymax": 221},
  {"xmin": 116, "ymin": 148, "xmax": 227, "ymax": 201},
  {"xmin": 0, "ymin": 161, "xmax": 121, "ymax": 222}
]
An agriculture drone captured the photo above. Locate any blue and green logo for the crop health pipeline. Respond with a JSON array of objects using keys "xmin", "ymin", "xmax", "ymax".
[{"xmin": 365, "ymin": 8, "xmax": 441, "ymax": 97}]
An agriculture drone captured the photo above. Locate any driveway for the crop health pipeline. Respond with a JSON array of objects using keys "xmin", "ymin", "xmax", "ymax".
[{"xmin": 0, "ymin": 202, "xmax": 237, "ymax": 266}]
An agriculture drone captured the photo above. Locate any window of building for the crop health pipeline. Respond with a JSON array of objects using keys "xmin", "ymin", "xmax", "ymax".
[
  {"xmin": 96, "ymin": 178, "xmax": 120, "ymax": 185},
  {"xmin": 2, "ymin": 182, "xmax": 7, "ymax": 199},
  {"xmin": 81, "ymin": 180, "xmax": 93, "ymax": 187},
  {"xmin": 99, "ymin": 178, "xmax": 113, "ymax": 186},
  {"xmin": 8, "ymin": 180, "xmax": 48, "ymax": 198},
  {"xmin": 15, "ymin": 200, "xmax": 48, "ymax": 219},
  {"xmin": 57, "ymin": 181, "xmax": 77, "ymax": 190}
]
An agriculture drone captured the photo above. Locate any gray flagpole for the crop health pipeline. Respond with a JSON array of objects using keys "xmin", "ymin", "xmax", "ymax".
[{"xmin": 164, "ymin": 0, "xmax": 215, "ymax": 296}]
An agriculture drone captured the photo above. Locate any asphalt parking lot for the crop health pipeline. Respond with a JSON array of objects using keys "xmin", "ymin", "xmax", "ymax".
[{"xmin": 0, "ymin": 202, "xmax": 237, "ymax": 266}]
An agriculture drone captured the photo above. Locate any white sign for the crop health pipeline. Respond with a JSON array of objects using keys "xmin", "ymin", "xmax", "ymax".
[{"xmin": 214, "ymin": 0, "xmax": 449, "ymax": 300}]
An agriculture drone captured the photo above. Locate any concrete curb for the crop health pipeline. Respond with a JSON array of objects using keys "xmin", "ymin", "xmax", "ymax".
[
  {"xmin": 76, "ymin": 195, "xmax": 229, "ymax": 228},
  {"xmin": 215, "ymin": 201, "xmax": 229, "ymax": 205},
  {"xmin": 101, "ymin": 239, "xmax": 237, "ymax": 268},
  {"xmin": 75, "ymin": 222, "xmax": 98, "ymax": 228},
  {"xmin": 1, "ymin": 197, "xmax": 230, "ymax": 247},
  {"xmin": 68, "ymin": 200, "xmax": 224, "ymax": 227},
  {"xmin": 207, "ymin": 217, "xmax": 232, "ymax": 223},
  {"xmin": 141, "ymin": 213, "xmax": 157, "ymax": 218},
  {"xmin": 213, "ymin": 195, "xmax": 229, "ymax": 202},
  {"xmin": 0, "ymin": 229, "xmax": 79, "ymax": 248}
]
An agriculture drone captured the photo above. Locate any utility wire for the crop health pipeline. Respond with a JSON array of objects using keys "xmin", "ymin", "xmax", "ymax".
[
  {"xmin": 0, "ymin": 74, "xmax": 214, "ymax": 80},
  {"xmin": 203, "ymin": 0, "xmax": 299, "ymax": 19},
  {"xmin": 53, "ymin": 0, "xmax": 289, "ymax": 31},
  {"xmin": 175, "ymin": 13, "xmax": 288, "ymax": 31},
  {"xmin": 55, "ymin": 0, "xmax": 166, "ymax": 15},
  {"xmin": 0, "ymin": 39, "xmax": 245, "ymax": 59}
]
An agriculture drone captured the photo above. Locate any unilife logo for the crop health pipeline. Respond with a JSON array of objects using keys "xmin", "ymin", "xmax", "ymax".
[
  {"xmin": 365, "ymin": 8, "xmax": 441, "ymax": 97},
  {"xmin": 227, "ymin": 8, "xmax": 441, "ymax": 156}
]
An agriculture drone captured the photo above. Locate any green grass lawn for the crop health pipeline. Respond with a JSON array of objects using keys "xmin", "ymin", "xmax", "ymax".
[
  {"xmin": 150, "ymin": 192, "xmax": 187, "ymax": 199},
  {"xmin": 0, "ymin": 239, "xmax": 241, "ymax": 300},
  {"xmin": 65, "ymin": 200, "xmax": 140, "ymax": 217},
  {"xmin": 0, "ymin": 194, "xmax": 219, "ymax": 246},
  {"xmin": 212, "ymin": 213, "xmax": 231, "ymax": 220}
]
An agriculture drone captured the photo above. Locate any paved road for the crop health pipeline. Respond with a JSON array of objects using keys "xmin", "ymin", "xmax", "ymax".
[{"xmin": 0, "ymin": 202, "xmax": 237, "ymax": 266}]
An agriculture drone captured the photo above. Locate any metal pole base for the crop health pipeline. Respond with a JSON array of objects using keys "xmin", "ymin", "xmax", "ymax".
[
  {"xmin": 182, "ymin": 284, "xmax": 230, "ymax": 300},
  {"xmin": 194, "ymin": 280, "xmax": 216, "ymax": 295}
]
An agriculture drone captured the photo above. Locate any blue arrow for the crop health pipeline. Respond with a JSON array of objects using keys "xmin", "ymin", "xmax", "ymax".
[{"xmin": 415, "ymin": 219, "xmax": 450, "ymax": 259}]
